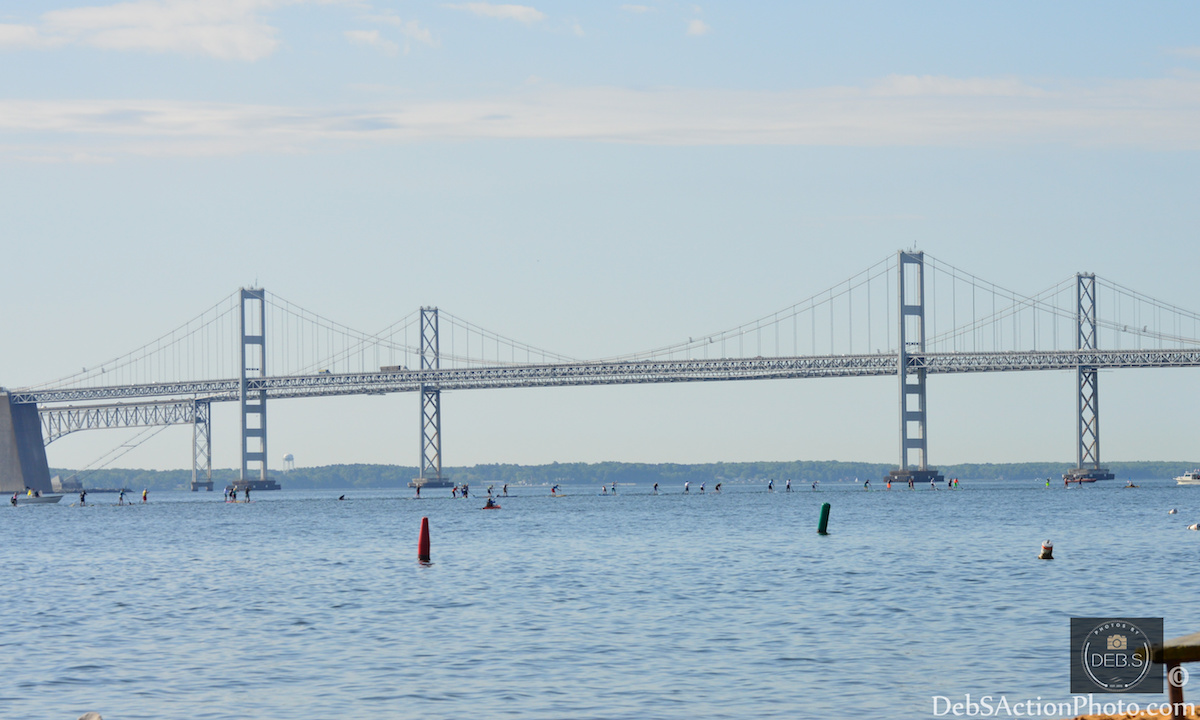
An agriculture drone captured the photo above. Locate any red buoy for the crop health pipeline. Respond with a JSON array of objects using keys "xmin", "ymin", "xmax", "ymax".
[{"xmin": 418, "ymin": 516, "xmax": 431, "ymax": 563}]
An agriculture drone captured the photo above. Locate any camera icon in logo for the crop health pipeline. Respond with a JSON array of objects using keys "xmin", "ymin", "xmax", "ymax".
[{"xmin": 1107, "ymin": 635, "xmax": 1128, "ymax": 651}]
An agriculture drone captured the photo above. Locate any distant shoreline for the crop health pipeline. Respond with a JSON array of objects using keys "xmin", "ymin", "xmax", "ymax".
[{"xmin": 52, "ymin": 460, "xmax": 1199, "ymax": 492}]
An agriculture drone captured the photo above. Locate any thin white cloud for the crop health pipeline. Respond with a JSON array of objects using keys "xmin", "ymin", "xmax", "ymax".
[
  {"xmin": 345, "ymin": 29, "xmax": 398, "ymax": 56},
  {"xmin": 620, "ymin": 4, "xmax": 652, "ymax": 13},
  {"xmin": 447, "ymin": 3, "xmax": 546, "ymax": 24},
  {"xmin": 1166, "ymin": 46, "xmax": 1200, "ymax": 59},
  {"xmin": 0, "ymin": 23, "xmax": 65, "ymax": 49},
  {"xmin": 363, "ymin": 13, "xmax": 438, "ymax": 49},
  {"xmin": 0, "ymin": 0, "xmax": 351, "ymax": 60},
  {"xmin": 870, "ymin": 74, "xmax": 1045, "ymax": 98},
  {"xmin": 686, "ymin": 18, "xmax": 709, "ymax": 36},
  {"xmin": 5, "ymin": 75, "xmax": 1200, "ymax": 160}
]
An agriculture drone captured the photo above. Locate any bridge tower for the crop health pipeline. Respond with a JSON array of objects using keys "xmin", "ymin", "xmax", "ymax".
[
  {"xmin": 1064, "ymin": 273, "xmax": 1113, "ymax": 484},
  {"xmin": 238, "ymin": 288, "xmax": 279, "ymax": 491},
  {"xmin": 888, "ymin": 251, "xmax": 944, "ymax": 487},
  {"xmin": 191, "ymin": 399, "xmax": 213, "ymax": 491},
  {"xmin": 411, "ymin": 307, "xmax": 450, "ymax": 489}
]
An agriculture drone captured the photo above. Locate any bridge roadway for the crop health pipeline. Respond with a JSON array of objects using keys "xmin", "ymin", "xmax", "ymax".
[{"xmin": 14, "ymin": 347, "xmax": 1200, "ymax": 406}]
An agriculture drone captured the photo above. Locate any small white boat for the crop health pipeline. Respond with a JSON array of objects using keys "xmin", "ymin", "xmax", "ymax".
[
  {"xmin": 1175, "ymin": 470, "xmax": 1200, "ymax": 486},
  {"xmin": 11, "ymin": 493, "xmax": 64, "ymax": 505}
]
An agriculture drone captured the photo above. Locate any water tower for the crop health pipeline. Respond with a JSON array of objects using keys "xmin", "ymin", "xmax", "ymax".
[{"xmin": 283, "ymin": 453, "xmax": 294, "ymax": 472}]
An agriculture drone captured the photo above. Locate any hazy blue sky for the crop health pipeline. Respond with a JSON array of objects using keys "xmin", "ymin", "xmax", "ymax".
[{"xmin": 3, "ymin": 1, "xmax": 1200, "ymax": 473}]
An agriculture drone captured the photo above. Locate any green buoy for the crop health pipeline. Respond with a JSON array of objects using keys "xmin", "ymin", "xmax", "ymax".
[{"xmin": 817, "ymin": 502, "xmax": 831, "ymax": 535}]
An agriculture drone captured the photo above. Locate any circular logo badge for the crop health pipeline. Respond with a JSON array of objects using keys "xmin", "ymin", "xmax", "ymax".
[{"xmin": 1081, "ymin": 620, "xmax": 1154, "ymax": 691}]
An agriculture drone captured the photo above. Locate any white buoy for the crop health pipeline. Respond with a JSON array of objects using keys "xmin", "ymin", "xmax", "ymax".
[{"xmin": 1038, "ymin": 540, "xmax": 1053, "ymax": 560}]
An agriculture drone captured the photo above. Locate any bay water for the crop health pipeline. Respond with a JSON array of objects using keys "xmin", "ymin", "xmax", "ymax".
[{"xmin": 4, "ymin": 478, "xmax": 1198, "ymax": 719}]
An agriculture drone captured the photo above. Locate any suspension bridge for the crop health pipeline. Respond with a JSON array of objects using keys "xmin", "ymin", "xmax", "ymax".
[{"xmin": 3, "ymin": 250, "xmax": 1199, "ymax": 493}]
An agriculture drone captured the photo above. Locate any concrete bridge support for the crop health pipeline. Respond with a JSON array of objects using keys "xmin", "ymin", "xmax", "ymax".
[{"xmin": 0, "ymin": 392, "xmax": 52, "ymax": 494}]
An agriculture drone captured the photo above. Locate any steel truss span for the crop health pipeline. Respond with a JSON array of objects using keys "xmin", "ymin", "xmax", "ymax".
[
  {"xmin": 41, "ymin": 399, "xmax": 202, "ymax": 443},
  {"xmin": 17, "ymin": 347, "xmax": 1200, "ymax": 408}
]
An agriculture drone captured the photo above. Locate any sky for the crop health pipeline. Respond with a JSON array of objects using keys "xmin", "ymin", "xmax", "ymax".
[{"xmin": 2, "ymin": 0, "xmax": 1200, "ymax": 473}]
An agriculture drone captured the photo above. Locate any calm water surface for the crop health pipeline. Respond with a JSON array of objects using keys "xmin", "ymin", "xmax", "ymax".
[{"xmin": 4, "ymin": 479, "xmax": 1199, "ymax": 719}]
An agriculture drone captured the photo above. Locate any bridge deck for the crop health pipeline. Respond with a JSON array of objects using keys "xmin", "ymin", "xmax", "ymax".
[{"xmin": 13, "ymin": 348, "xmax": 1200, "ymax": 406}]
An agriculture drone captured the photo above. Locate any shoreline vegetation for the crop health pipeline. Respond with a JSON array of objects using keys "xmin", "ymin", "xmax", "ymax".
[{"xmin": 52, "ymin": 460, "xmax": 1199, "ymax": 492}]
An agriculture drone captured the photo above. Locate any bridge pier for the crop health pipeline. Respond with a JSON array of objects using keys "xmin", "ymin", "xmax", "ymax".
[
  {"xmin": 410, "ymin": 307, "xmax": 451, "ymax": 490},
  {"xmin": 890, "ymin": 251, "xmax": 944, "ymax": 487},
  {"xmin": 1064, "ymin": 273, "xmax": 1113, "ymax": 483},
  {"xmin": 191, "ymin": 399, "xmax": 213, "ymax": 491},
  {"xmin": 0, "ymin": 392, "xmax": 52, "ymax": 494},
  {"xmin": 238, "ymin": 289, "xmax": 279, "ymax": 492}
]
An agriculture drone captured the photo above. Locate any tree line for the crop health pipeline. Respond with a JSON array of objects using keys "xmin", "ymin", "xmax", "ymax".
[{"xmin": 52, "ymin": 460, "xmax": 1199, "ymax": 491}]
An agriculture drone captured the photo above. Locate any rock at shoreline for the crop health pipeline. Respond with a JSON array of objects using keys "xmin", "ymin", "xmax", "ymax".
[{"xmin": 78, "ymin": 714, "xmax": 102, "ymax": 720}]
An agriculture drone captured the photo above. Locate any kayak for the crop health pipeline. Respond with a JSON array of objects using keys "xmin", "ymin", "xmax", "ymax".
[{"xmin": 482, "ymin": 504, "xmax": 501, "ymax": 510}]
